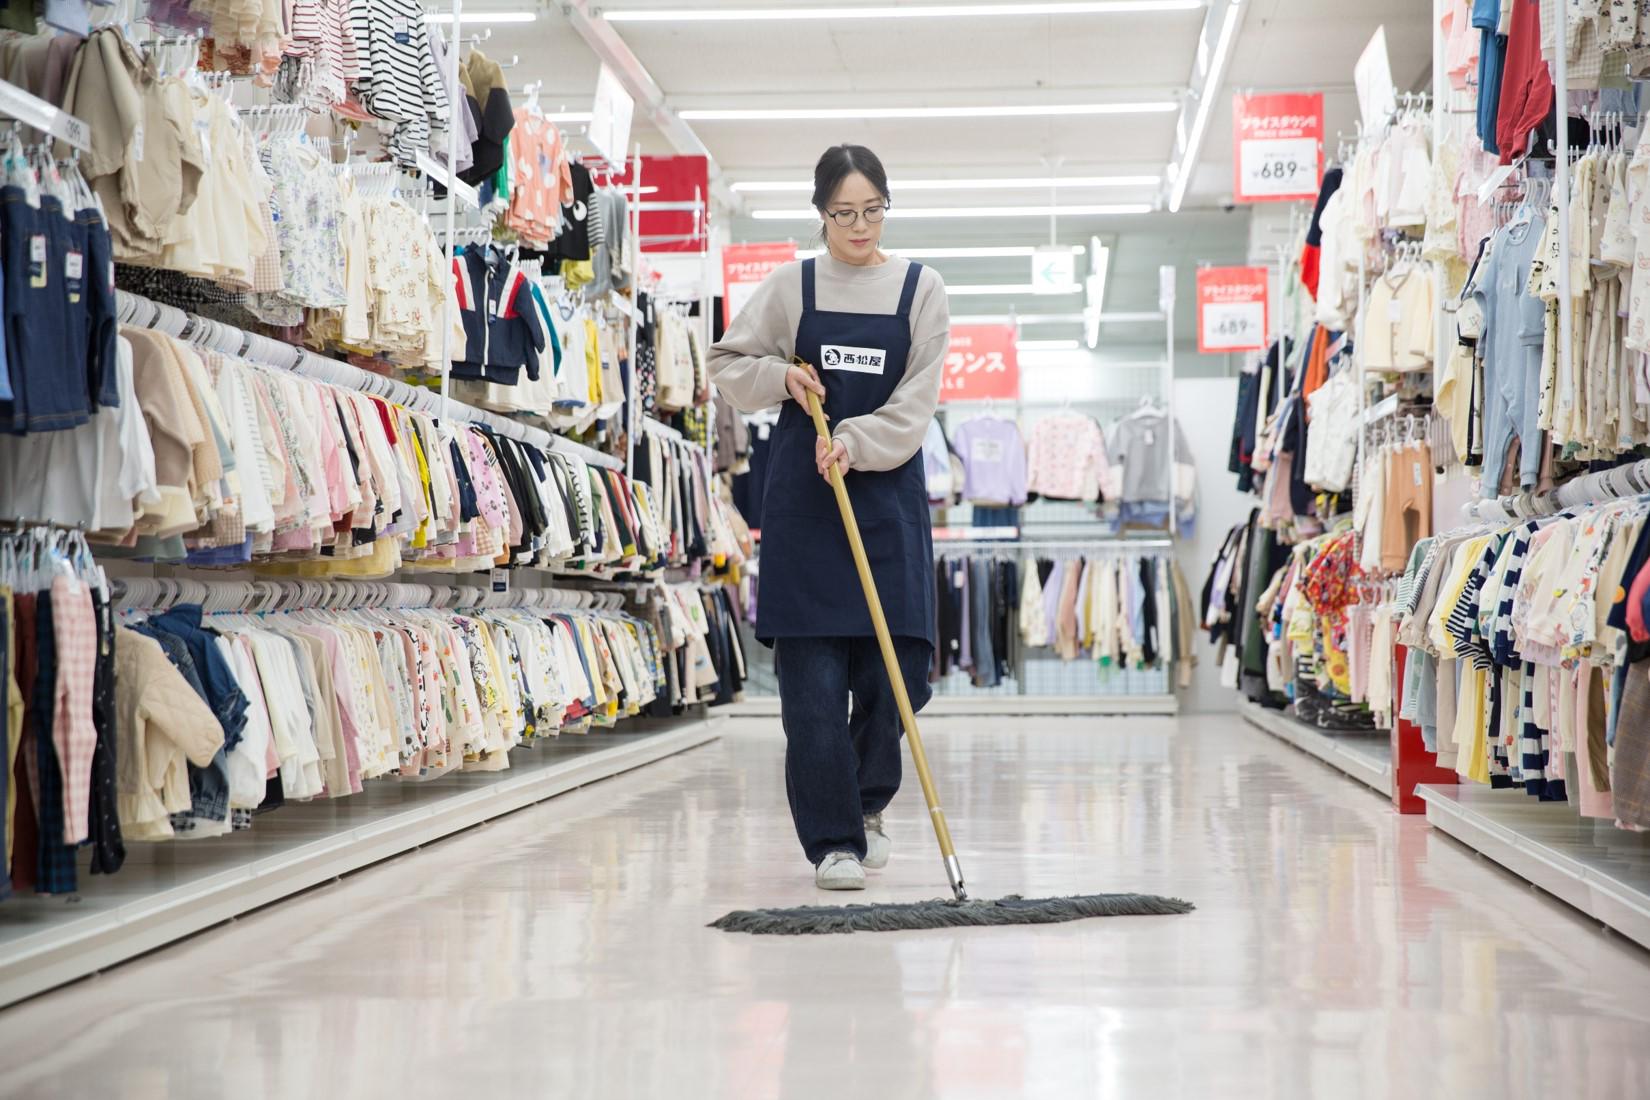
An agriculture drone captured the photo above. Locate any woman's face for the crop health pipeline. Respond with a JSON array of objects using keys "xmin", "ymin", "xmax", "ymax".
[{"xmin": 821, "ymin": 171, "xmax": 888, "ymax": 265}]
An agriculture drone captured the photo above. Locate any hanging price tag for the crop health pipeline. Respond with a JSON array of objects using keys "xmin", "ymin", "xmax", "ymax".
[
  {"xmin": 1232, "ymin": 93, "xmax": 1323, "ymax": 204},
  {"xmin": 1202, "ymin": 303, "xmax": 1263, "ymax": 347},
  {"xmin": 1238, "ymin": 137, "xmax": 1317, "ymax": 198},
  {"xmin": 1195, "ymin": 266, "xmax": 1269, "ymax": 354}
]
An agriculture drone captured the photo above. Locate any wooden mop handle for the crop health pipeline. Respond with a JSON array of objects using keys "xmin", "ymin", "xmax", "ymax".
[{"xmin": 803, "ymin": 382, "xmax": 967, "ymax": 899}]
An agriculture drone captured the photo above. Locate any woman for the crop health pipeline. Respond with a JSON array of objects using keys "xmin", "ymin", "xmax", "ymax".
[{"xmin": 709, "ymin": 145, "xmax": 950, "ymax": 890}]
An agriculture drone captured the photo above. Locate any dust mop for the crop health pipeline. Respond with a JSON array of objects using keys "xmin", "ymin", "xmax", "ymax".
[{"xmin": 710, "ymin": 384, "xmax": 1195, "ymax": 935}]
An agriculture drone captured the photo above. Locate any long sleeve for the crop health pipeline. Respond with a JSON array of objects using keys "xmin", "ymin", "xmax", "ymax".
[
  {"xmin": 833, "ymin": 269, "xmax": 950, "ymax": 472},
  {"xmin": 710, "ymin": 256, "xmax": 950, "ymax": 471},
  {"xmin": 1007, "ymin": 422, "xmax": 1028, "ymax": 505},
  {"xmin": 707, "ymin": 264, "xmax": 798, "ymax": 414}
]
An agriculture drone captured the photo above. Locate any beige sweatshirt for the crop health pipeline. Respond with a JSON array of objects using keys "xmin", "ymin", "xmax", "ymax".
[{"xmin": 707, "ymin": 254, "xmax": 950, "ymax": 472}]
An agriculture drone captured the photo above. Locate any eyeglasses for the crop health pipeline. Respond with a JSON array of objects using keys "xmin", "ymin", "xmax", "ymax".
[{"xmin": 825, "ymin": 205, "xmax": 889, "ymax": 227}]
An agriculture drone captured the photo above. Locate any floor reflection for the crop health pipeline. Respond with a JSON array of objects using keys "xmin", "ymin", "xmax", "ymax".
[{"xmin": 0, "ymin": 714, "xmax": 1647, "ymax": 1100}]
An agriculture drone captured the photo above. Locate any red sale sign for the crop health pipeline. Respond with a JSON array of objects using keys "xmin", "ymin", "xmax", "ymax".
[
  {"xmin": 940, "ymin": 325, "xmax": 1019, "ymax": 402},
  {"xmin": 1196, "ymin": 266, "xmax": 1269, "ymax": 354},
  {"xmin": 608, "ymin": 155, "xmax": 709, "ymax": 252},
  {"xmin": 721, "ymin": 242, "xmax": 796, "ymax": 322},
  {"xmin": 1232, "ymin": 93, "xmax": 1324, "ymax": 203}
]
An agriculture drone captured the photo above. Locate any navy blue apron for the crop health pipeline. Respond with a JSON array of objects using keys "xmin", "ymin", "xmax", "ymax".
[{"xmin": 756, "ymin": 259, "xmax": 935, "ymax": 648}]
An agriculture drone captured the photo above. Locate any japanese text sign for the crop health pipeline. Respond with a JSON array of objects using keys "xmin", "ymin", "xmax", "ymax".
[
  {"xmin": 1232, "ymin": 93, "xmax": 1323, "ymax": 203},
  {"xmin": 721, "ymin": 242, "xmax": 796, "ymax": 322},
  {"xmin": 941, "ymin": 325, "xmax": 1019, "ymax": 402},
  {"xmin": 1196, "ymin": 266, "xmax": 1269, "ymax": 354}
]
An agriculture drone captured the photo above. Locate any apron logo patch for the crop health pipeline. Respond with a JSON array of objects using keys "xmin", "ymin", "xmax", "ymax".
[{"xmin": 820, "ymin": 344, "xmax": 887, "ymax": 374}]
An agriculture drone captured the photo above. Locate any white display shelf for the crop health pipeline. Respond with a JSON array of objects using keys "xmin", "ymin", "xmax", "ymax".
[
  {"xmin": 1239, "ymin": 699, "xmax": 1393, "ymax": 798},
  {"xmin": 1419, "ymin": 783, "xmax": 1650, "ymax": 951},
  {"xmin": 0, "ymin": 716, "xmax": 723, "ymax": 1009}
]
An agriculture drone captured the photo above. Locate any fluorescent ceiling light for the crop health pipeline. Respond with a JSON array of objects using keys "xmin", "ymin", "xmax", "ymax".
[
  {"xmin": 731, "ymin": 175, "xmax": 1159, "ymax": 193},
  {"xmin": 683, "ymin": 102, "xmax": 1176, "ymax": 121},
  {"xmin": 604, "ymin": 2, "xmax": 1204, "ymax": 21},
  {"xmin": 949, "ymin": 283, "xmax": 1083, "ymax": 296},
  {"xmin": 953, "ymin": 311, "xmax": 1160, "ymax": 323},
  {"xmin": 424, "ymin": 11, "xmax": 537, "ymax": 23},
  {"xmin": 953, "ymin": 313, "xmax": 1086, "ymax": 324},
  {"xmin": 794, "ymin": 245, "xmax": 1085, "ymax": 259},
  {"xmin": 900, "ymin": 245, "xmax": 1087, "ymax": 258},
  {"xmin": 1017, "ymin": 339, "xmax": 1082, "ymax": 351},
  {"xmin": 752, "ymin": 204, "xmax": 1153, "ymax": 220},
  {"xmin": 542, "ymin": 112, "xmax": 594, "ymax": 123},
  {"xmin": 1168, "ymin": 0, "xmax": 1243, "ymax": 213}
]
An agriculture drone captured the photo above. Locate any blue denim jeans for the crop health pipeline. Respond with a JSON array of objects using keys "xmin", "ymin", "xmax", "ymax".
[{"xmin": 773, "ymin": 635, "xmax": 933, "ymax": 865}]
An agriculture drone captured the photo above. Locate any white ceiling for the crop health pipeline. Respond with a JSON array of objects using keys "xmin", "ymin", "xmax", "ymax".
[{"xmin": 474, "ymin": 0, "xmax": 1432, "ymax": 354}]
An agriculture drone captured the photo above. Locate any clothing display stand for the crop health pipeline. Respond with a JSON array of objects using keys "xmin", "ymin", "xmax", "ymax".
[
  {"xmin": 113, "ymin": 289, "xmax": 625, "ymax": 472},
  {"xmin": 1393, "ymin": 1, "xmax": 1650, "ymax": 946},
  {"xmin": 0, "ymin": 13, "xmax": 738, "ymax": 1011},
  {"xmin": 930, "ymin": 537, "xmax": 1180, "ymax": 716},
  {"xmin": 1417, "ymin": 784, "xmax": 1650, "ymax": 951},
  {"xmin": 1410, "ymin": 458, "xmax": 1650, "ymax": 944},
  {"xmin": 911, "ymin": 269, "xmax": 1187, "ymax": 715},
  {"xmin": 0, "ymin": 574, "xmax": 726, "ymax": 1008},
  {"xmin": 1239, "ymin": 700, "xmax": 1394, "ymax": 797},
  {"xmin": 0, "ymin": 718, "xmax": 722, "ymax": 1009},
  {"xmin": 1228, "ymin": 91, "xmax": 1430, "ymax": 799}
]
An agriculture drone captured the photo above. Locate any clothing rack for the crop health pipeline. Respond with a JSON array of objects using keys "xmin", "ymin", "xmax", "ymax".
[
  {"xmin": 113, "ymin": 289, "xmax": 624, "ymax": 471},
  {"xmin": 1460, "ymin": 459, "xmax": 1650, "ymax": 523},
  {"xmin": 935, "ymin": 538, "xmax": 1174, "ymax": 552},
  {"xmin": 641, "ymin": 417, "xmax": 686, "ymax": 443},
  {"xmin": 111, "ymin": 577, "xmax": 628, "ymax": 614}
]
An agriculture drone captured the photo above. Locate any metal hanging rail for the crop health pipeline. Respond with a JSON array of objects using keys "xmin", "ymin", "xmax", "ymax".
[{"xmin": 114, "ymin": 290, "xmax": 624, "ymax": 470}]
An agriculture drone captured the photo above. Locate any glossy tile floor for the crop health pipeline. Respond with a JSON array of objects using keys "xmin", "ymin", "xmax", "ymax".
[{"xmin": 3, "ymin": 713, "xmax": 1650, "ymax": 1100}]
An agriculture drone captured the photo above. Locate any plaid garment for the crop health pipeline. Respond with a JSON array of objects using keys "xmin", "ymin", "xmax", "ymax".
[
  {"xmin": 30, "ymin": 593, "xmax": 77, "ymax": 896},
  {"xmin": 87, "ymin": 591, "xmax": 124, "ymax": 875},
  {"xmin": 50, "ymin": 577, "xmax": 98, "ymax": 846}
]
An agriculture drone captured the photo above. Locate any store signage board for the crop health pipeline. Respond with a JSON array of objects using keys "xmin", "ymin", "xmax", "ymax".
[
  {"xmin": 721, "ymin": 242, "xmax": 796, "ymax": 322},
  {"xmin": 1195, "ymin": 266, "xmax": 1269, "ymax": 354},
  {"xmin": 589, "ymin": 65, "xmax": 634, "ymax": 167},
  {"xmin": 1232, "ymin": 93, "xmax": 1323, "ymax": 203},
  {"xmin": 941, "ymin": 325, "xmax": 1019, "ymax": 402},
  {"xmin": 1032, "ymin": 245, "xmax": 1076, "ymax": 294},
  {"xmin": 1354, "ymin": 26, "xmax": 1398, "ymax": 129}
]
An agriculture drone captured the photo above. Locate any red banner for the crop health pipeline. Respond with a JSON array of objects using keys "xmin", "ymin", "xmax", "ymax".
[
  {"xmin": 1232, "ymin": 93, "xmax": 1324, "ymax": 204},
  {"xmin": 941, "ymin": 325, "xmax": 1019, "ymax": 402},
  {"xmin": 609, "ymin": 155, "xmax": 709, "ymax": 252},
  {"xmin": 721, "ymin": 242, "xmax": 796, "ymax": 322},
  {"xmin": 1195, "ymin": 266, "xmax": 1269, "ymax": 354}
]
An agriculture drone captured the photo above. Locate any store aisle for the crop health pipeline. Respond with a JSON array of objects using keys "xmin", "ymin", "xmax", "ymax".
[{"xmin": 2, "ymin": 715, "xmax": 1648, "ymax": 1100}]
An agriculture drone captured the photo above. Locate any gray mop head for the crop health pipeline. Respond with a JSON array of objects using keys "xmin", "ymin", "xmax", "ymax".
[{"xmin": 710, "ymin": 892, "xmax": 1195, "ymax": 935}]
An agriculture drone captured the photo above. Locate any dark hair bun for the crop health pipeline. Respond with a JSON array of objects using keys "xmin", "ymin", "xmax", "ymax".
[{"xmin": 812, "ymin": 145, "xmax": 891, "ymax": 210}]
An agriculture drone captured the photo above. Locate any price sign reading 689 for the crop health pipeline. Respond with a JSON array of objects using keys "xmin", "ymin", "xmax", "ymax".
[
  {"xmin": 1196, "ymin": 266, "xmax": 1269, "ymax": 354},
  {"xmin": 1232, "ymin": 93, "xmax": 1323, "ymax": 204}
]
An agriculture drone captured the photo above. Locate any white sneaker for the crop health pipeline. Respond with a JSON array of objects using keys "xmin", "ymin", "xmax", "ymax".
[
  {"xmin": 815, "ymin": 851, "xmax": 866, "ymax": 890},
  {"xmin": 862, "ymin": 813, "xmax": 890, "ymax": 869}
]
